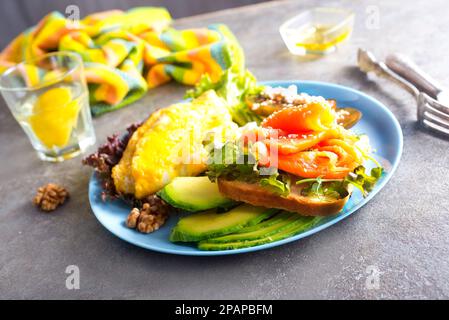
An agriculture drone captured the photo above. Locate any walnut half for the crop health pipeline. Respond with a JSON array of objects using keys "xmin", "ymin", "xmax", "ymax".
[
  {"xmin": 126, "ymin": 197, "xmax": 169, "ymax": 234},
  {"xmin": 33, "ymin": 183, "xmax": 69, "ymax": 212}
]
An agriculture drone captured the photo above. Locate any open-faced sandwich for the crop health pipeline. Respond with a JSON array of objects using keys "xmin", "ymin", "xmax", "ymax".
[
  {"xmin": 85, "ymin": 71, "xmax": 383, "ymax": 250},
  {"xmin": 209, "ymin": 88, "xmax": 382, "ymax": 216}
]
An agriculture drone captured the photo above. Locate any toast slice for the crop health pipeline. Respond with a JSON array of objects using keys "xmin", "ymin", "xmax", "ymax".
[{"xmin": 217, "ymin": 178, "xmax": 351, "ymax": 216}]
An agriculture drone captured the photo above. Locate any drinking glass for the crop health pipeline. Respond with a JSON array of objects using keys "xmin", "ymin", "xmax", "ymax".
[{"xmin": 0, "ymin": 51, "xmax": 95, "ymax": 161}]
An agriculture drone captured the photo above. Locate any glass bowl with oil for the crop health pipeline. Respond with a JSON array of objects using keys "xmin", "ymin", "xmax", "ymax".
[{"xmin": 279, "ymin": 7, "xmax": 354, "ymax": 56}]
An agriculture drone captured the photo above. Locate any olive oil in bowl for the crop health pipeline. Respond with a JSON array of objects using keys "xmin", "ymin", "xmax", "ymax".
[{"xmin": 280, "ymin": 8, "xmax": 354, "ymax": 56}]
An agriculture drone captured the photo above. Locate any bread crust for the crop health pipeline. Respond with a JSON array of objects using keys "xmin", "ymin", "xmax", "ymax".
[{"xmin": 217, "ymin": 178, "xmax": 351, "ymax": 216}]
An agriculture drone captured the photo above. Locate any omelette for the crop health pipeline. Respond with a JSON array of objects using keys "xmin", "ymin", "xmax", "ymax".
[{"xmin": 112, "ymin": 90, "xmax": 237, "ymax": 199}]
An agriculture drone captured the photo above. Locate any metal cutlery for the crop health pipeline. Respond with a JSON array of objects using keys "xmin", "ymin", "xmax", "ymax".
[
  {"xmin": 357, "ymin": 48, "xmax": 449, "ymax": 137},
  {"xmin": 386, "ymin": 53, "xmax": 449, "ymax": 107}
]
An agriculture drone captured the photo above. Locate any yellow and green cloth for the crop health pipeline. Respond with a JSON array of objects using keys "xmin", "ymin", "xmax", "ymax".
[{"xmin": 0, "ymin": 7, "xmax": 244, "ymax": 116}]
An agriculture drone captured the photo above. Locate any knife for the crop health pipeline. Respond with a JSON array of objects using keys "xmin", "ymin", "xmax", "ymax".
[{"xmin": 385, "ymin": 53, "xmax": 449, "ymax": 107}]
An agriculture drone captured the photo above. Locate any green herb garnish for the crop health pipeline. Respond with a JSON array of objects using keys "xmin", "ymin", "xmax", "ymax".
[
  {"xmin": 296, "ymin": 165, "xmax": 384, "ymax": 199},
  {"xmin": 260, "ymin": 173, "xmax": 291, "ymax": 197},
  {"xmin": 345, "ymin": 166, "xmax": 383, "ymax": 196}
]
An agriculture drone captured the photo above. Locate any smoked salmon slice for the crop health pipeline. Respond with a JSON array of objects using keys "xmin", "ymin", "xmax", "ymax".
[
  {"xmin": 261, "ymin": 101, "xmax": 336, "ymax": 132},
  {"xmin": 276, "ymin": 151, "xmax": 352, "ymax": 179}
]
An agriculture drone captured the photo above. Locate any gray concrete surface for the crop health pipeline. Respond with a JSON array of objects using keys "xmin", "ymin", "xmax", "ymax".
[{"xmin": 1, "ymin": 0, "xmax": 449, "ymax": 299}]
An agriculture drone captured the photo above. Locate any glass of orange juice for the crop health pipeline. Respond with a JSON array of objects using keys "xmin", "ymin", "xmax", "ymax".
[{"xmin": 0, "ymin": 52, "xmax": 95, "ymax": 162}]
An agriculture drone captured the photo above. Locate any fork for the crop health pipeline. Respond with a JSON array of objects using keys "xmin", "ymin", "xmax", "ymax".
[{"xmin": 357, "ymin": 48, "xmax": 449, "ymax": 137}]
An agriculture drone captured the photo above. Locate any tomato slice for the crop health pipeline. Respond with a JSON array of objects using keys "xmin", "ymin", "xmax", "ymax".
[{"xmin": 261, "ymin": 102, "xmax": 336, "ymax": 133}]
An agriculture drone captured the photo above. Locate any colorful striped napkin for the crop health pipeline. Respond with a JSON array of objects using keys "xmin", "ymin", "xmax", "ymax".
[{"xmin": 0, "ymin": 7, "xmax": 244, "ymax": 116}]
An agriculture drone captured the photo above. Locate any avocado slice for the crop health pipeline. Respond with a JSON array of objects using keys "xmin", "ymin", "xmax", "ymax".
[
  {"xmin": 205, "ymin": 212, "xmax": 299, "ymax": 243},
  {"xmin": 234, "ymin": 211, "xmax": 296, "ymax": 234},
  {"xmin": 170, "ymin": 204, "xmax": 278, "ymax": 242},
  {"xmin": 159, "ymin": 176, "xmax": 235, "ymax": 212},
  {"xmin": 198, "ymin": 216, "xmax": 322, "ymax": 250}
]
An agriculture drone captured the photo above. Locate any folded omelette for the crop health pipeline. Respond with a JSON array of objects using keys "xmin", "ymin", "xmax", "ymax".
[{"xmin": 112, "ymin": 90, "xmax": 236, "ymax": 199}]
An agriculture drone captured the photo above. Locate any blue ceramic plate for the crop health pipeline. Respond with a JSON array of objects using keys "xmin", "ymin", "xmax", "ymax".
[{"xmin": 88, "ymin": 80, "xmax": 403, "ymax": 256}]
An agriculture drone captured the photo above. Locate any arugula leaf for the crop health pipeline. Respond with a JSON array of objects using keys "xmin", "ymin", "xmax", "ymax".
[
  {"xmin": 297, "ymin": 166, "xmax": 384, "ymax": 199},
  {"xmin": 185, "ymin": 68, "xmax": 264, "ymax": 126},
  {"xmin": 344, "ymin": 165, "xmax": 383, "ymax": 196},
  {"xmin": 260, "ymin": 173, "xmax": 291, "ymax": 197},
  {"xmin": 299, "ymin": 177, "xmax": 349, "ymax": 200}
]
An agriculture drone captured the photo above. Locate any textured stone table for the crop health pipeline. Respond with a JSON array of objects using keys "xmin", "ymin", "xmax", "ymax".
[{"xmin": 1, "ymin": 0, "xmax": 449, "ymax": 299}]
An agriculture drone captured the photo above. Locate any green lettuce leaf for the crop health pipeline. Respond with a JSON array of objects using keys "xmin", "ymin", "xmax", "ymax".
[
  {"xmin": 206, "ymin": 142, "xmax": 256, "ymax": 182},
  {"xmin": 206, "ymin": 142, "xmax": 291, "ymax": 196},
  {"xmin": 185, "ymin": 68, "xmax": 264, "ymax": 126}
]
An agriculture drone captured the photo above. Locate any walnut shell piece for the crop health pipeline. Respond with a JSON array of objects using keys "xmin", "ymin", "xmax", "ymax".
[{"xmin": 33, "ymin": 183, "xmax": 69, "ymax": 212}]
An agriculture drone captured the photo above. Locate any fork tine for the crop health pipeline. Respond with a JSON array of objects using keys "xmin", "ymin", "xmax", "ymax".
[
  {"xmin": 426, "ymin": 98, "xmax": 449, "ymax": 116},
  {"xmin": 422, "ymin": 111, "xmax": 449, "ymax": 136},
  {"xmin": 422, "ymin": 118, "xmax": 449, "ymax": 136},
  {"xmin": 417, "ymin": 93, "xmax": 449, "ymax": 137},
  {"xmin": 423, "ymin": 110, "xmax": 449, "ymax": 129},
  {"xmin": 424, "ymin": 103, "xmax": 449, "ymax": 123}
]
